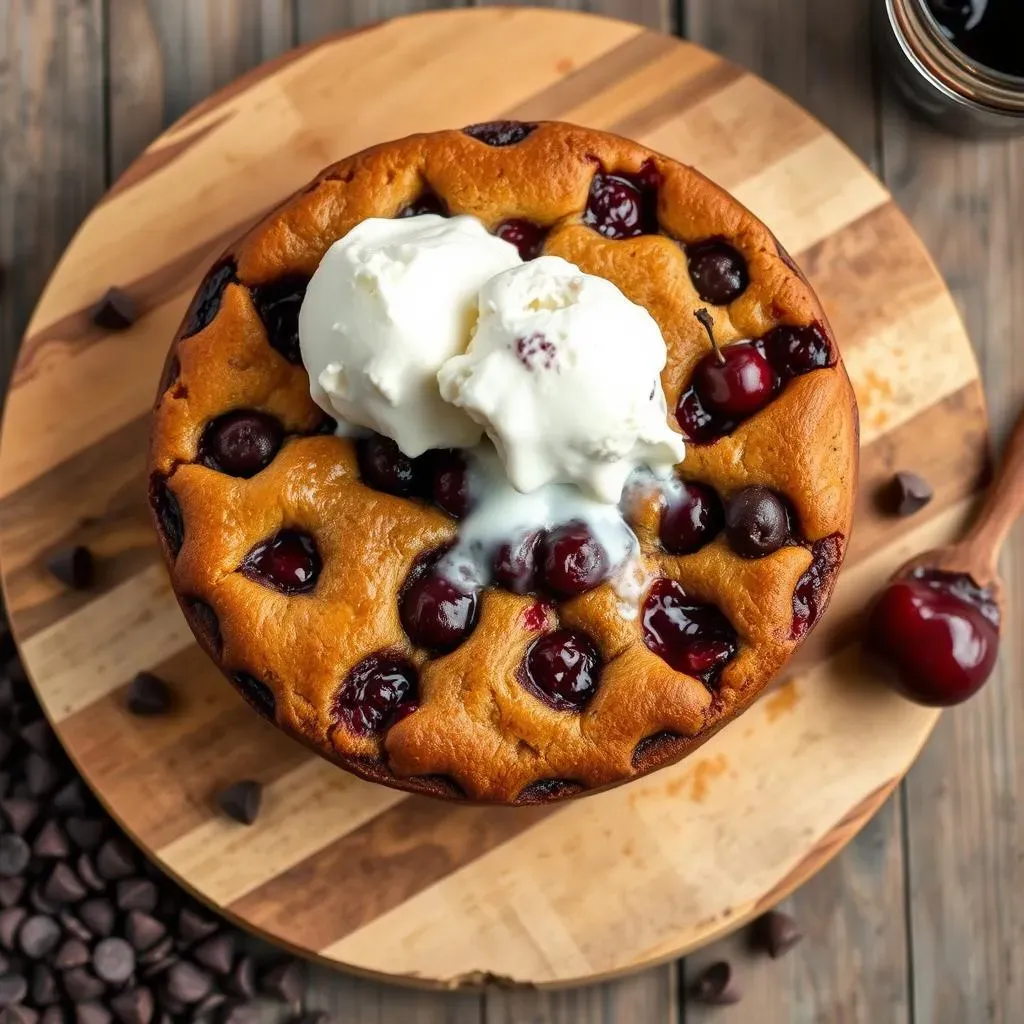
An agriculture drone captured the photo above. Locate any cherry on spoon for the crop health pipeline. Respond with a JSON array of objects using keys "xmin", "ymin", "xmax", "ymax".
[{"xmin": 866, "ymin": 405, "xmax": 1024, "ymax": 706}]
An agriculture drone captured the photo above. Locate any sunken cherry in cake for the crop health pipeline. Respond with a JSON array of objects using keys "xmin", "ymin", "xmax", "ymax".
[{"xmin": 148, "ymin": 121, "xmax": 858, "ymax": 804}]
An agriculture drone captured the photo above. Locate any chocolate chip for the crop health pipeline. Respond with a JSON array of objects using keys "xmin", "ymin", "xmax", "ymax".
[
  {"xmin": 124, "ymin": 673, "xmax": 172, "ymax": 717},
  {"xmin": 890, "ymin": 471, "xmax": 933, "ymax": 517},
  {"xmin": 753, "ymin": 908, "xmax": 803, "ymax": 958},
  {"xmin": 52, "ymin": 779, "xmax": 87, "ymax": 815},
  {"xmin": 26, "ymin": 886, "xmax": 56, "ymax": 917},
  {"xmin": 42, "ymin": 863, "xmax": 86, "ymax": 904},
  {"xmin": 110, "ymin": 988, "xmax": 154, "ymax": 1024},
  {"xmin": 176, "ymin": 908, "xmax": 217, "ymax": 945},
  {"xmin": 29, "ymin": 965, "xmax": 57, "ymax": 1006},
  {"xmin": 116, "ymin": 879, "xmax": 157, "ymax": 914},
  {"xmin": 18, "ymin": 915, "xmax": 60, "ymax": 958},
  {"xmin": 0, "ymin": 838, "xmax": 29, "ymax": 879},
  {"xmin": 39, "ymin": 1009, "xmax": 63, "ymax": 1024},
  {"xmin": 96, "ymin": 839, "xmax": 135, "ymax": 881},
  {"xmin": 0, "ymin": 776, "xmax": 9, "ymax": 801},
  {"xmin": 690, "ymin": 960, "xmax": 742, "ymax": 1005},
  {"xmin": 66, "ymin": 818, "xmax": 105, "ymax": 851},
  {"xmin": 220, "ymin": 1006, "xmax": 260, "ymax": 1024},
  {"xmin": 93, "ymin": 937, "xmax": 135, "ymax": 985},
  {"xmin": 32, "ymin": 821, "xmax": 68, "ymax": 860},
  {"xmin": 725, "ymin": 486, "xmax": 791, "ymax": 558},
  {"xmin": 226, "ymin": 955, "xmax": 255, "ymax": 999},
  {"xmin": 75, "ymin": 1003, "xmax": 113, "ymax": 1024},
  {"xmin": 2, "ymin": 1007, "xmax": 39, "ymax": 1024},
  {"xmin": 259, "ymin": 959, "xmax": 305, "ymax": 1007},
  {"xmin": 125, "ymin": 912, "xmax": 165, "ymax": 952},
  {"xmin": 137, "ymin": 936, "xmax": 173, "ymax": 969},
  {"xmin": 62, "ymin": 967, "xmax": 106, "ymax": 1002},
  {"xmin": 0, "ymin": 882, "xmax": 24, "ymax": 910},
  {"xmin": 90, "ymin": 288, "xmax": 138, "ymax": 331},
  {"xmin": 59, "ymin": 912, "xmax": 92, "ymax": 942},
  {"xmin": 18, "ymin": 720, "xmax": 52, "ymax": 754},
  {"xmin": 46, "ymin": 546, "xmax": 95, "ymax": 591},
  {"xmin": 77, "ymin": 855, "xmax": 105, "ymax": 894},
  {"xmin": 0, "ymin": 974, "xmax": 27, "ymax": 1006},
  {"xmin": 192, "ymin": 932, "xmax": 234, "ymax": 975},
  {"xmin": 54, "ymin": 938, "xmax": 91, "ymax": 970},
  {"xmin": 194, "ymin": 991, "xmax": 225, "ymax": 1016},
  {"xmin": 24, "ymin": 755, "xmax": 60, "ymax": 798},
  {"xmin": 164, "ymin": 961, "xmax": 211, "ymax": 1004},
  {"xmin": 0, "ymin": 909, "xmax": 25, "ymax": 952},
  {"xmin": 215, "ymin": 781, "xmax": 261, "ymax": 826},
  {"xmin": 80, "ymin": 899, "xmax": 115, "ymax": 938},
  {"xmin": 0, "ymin": 800, "xmax": 37, "ymax": 836}
]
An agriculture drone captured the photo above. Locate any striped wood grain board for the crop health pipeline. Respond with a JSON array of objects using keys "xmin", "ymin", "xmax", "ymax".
[{"xmin": 0, "ymin": 8, "xmax": 990, "ymax": 989}]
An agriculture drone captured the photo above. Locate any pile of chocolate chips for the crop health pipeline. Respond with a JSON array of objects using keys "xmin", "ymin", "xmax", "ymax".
[{"xmin": 0, "ymin": 625, "xmax": 326, "ymax": 1024}]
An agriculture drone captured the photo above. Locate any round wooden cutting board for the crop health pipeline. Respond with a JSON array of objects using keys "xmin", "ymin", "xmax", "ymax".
[{"xmin": 0, "ymin": 7, "xmax": 991, "ymax": 990}]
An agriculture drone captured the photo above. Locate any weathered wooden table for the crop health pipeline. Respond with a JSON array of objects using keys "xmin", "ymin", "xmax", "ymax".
[{"xmin": 0, "ymin": 1, "xmax": 1020, "ymax": 1021}]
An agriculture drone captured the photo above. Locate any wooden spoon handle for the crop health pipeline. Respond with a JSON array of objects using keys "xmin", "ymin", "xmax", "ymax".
[{"xmin": 962, "ymin": 404, "xmax": 1024, "ymax": 577}]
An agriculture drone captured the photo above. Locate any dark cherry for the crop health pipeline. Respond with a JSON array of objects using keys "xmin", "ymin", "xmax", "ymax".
[
  {"xmin": 642, "ymin": 578, "xmax": 738, "ymax": 683},
  {"xmin": 182, "ymin": 259, "xmax": 237, "ymax": 338},
  {"xmin": 687, "ymin": 239, "xmax": 749, "ymax": 305},
  {"xmin": 496, "ymin": 219, "xmax": 547, "ymax": 260},
  {"xmin": 791, "ymin": 533, "xmax": 843, "ymax": 639},
  {"xmin": 357, "ymin": 435, "xmax": 422, "ymax": 498},
  {"xmin": 725, "ymin": 487, "xmax": 791, "ymax": 558},
  {"xmin": 240, "ymin": 530, "xmax": 320, "ymax": 594},
  {"xmin": 400, "ymin": 567, "xmax": 479, "ymax": 650},
  {"xmin": 398, "ymin": 192, "xmax": 448, "ymax": 218},
  {"xmin": 693, "ymin": 342, "xmax": 778, "ymax": 419},
  {"xmin": 199, "ymin": 410, "xmax": 284, "ymax": 478},
  {"xmin": 231, "ymin": 672, "xmax": 276, "ymax": 720},
  {"xmin": 186, "ymin": 599, "xmax": 222, "ymax": 657},
  {"xmin": 583, "ymin": 161, "xmax": 660, "ymax": 239},
  {"xmin": 524, "ymin": 629, "xmax": 602, "ymax": 712},
  {"xmin": 866, "ymin": 568, "xmax": 1000, "ymax": 707},
  {"xmin": 149, "ymin": 475, "xmax": 183, "ymax": 558},
  {"xmin": 660, "ymin": 481, "xmax": 725, "ymax": 555},
  {"xmin": 463, "ymin": 120, "xmax": 536, "ymax": 146},
  {"xmin": 334, "ymin": 653, "xmax": 418, "ymax": 736},
  {"xmin": 674, "ymin": 388, "xmax": 721, "ymax": 443},
  {"xmin": 250, "ymin": 275, "xmax": 309, "ymax": 365},
  {"xmin": 762, "ymin": 323, "xmax": 834, "ymax": 377},
  {"xmin": 492, "ymin": 531, "xmax": 543, "ymax": 594},
  {"xmin": 430, "ymin": 449, "xmax": 473, "ymax": 519},
  {"xmin": 540, "ymin": 522, "xmax": 610, "ymax": 597}
]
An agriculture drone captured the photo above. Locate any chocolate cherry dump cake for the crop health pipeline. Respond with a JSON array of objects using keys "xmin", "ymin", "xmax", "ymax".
[{"xmin": 149, "ymin": 122, "xmax": 858, "ymax": 804}]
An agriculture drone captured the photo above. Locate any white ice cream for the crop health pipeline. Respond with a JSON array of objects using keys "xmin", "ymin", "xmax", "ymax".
[
  {"xmin": 298, "ymin": 214, "xmax": 522, "ymax": 457},
  {"xmin": 438, "ymin": 256, "xmax": 686, "ymax": 503}
]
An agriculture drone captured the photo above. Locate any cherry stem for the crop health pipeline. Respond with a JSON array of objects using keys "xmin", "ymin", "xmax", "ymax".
[{"xmin": 694, "ymin": 308, "xmax": 724, "ymax": 365}]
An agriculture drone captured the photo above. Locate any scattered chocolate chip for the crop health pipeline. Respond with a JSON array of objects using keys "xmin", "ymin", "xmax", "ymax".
[
  {"xmin": 110, "ymin": 988, "xmax": 155, "ymax": 1024},
  {"xmin": 93, "ymin": 937, "xmax": 135, "ymax": 985},
  {"xmin": 59, "ymin": 912, "xmax": 92, "ymax": 942},
  {"xmin": 54, "ymin": 938, "xmax": 91, "ymax": 970},
  {"xmin": 39, "ymin": 1008, "xmax": 63, "ymax": 1024},
  {"xmin": 194, "ymin": 991, "xmax": 226, "ymax": 1016},
  {"xmin": 80, "ymin": 899, "xmax": 115, "ymax": 938},
  {"xmin": 215, "ymin": 781, "xmax": 261, "ymax": 826},
  {"xmin": 0, "ymin": 909, "xmax": 25, "ymax": 951},
  {"xmin": 32, "ymin": 820, "xmax": 68, "ymax": 860},
  {"xmin": 116, "ymin": 879, "xmax": 157, "ymax": 914},
  {"xmin": 124, "ymin": 673, "xmax": 172, "ymax": 717},
  {"xmin": 45, "ymin": 546, "xmax": 95, "ymax": 591},
  {"xmin": 0, "ymin": 881, "xmax": 24, "ymax": 910},
  {"xmin": 66, "ymin": 818, "xmax": 105, "ymax": 851},
  {"xmin": 125, "ymin": 912, "xmax": 165, "ymax": 953},
  {"xmin": 137, "ymin": 936, "xmax": 173, "ymax": 969},
  {"xmin": 18, "ymin": 719, "xmax": 52, "ymax": 753},
  {"xmin": 42, "ymin": 863, "xmax": 86, "ymax": 904},
  {"xmin": 220, "ymin": 1006, "xmax": 260, "ymax": 1024},
  {"xmin": 260, "ymin": 959, "xmax": 305, "ymax": 1007},
  {"xmin": 77, "ymin": 854, "xmax": 105, "ymax": 894},
  {"xmin": 1, "ymin": 1006, "xmax": 39, "ymax": 1024},
  {"xmin": 890, "ymin": 471, "xmax": 934, "ymax": 517},
  {"xmin": 28, "ymin": 965, "xmax": 57, "ymax": 1007},
  {"xmin": 0, "ymin": 837, "xmax": 30, "ymax": 878},
  {"xmin": 164, "ymin": 961, "xmax": 211, "ymax": 1004},
  {"xmin": 96, "ymin": 839, "xmax": 135, "ymax": 881},
  {"xmin": 24, "ymin": 755, "xmax": 60, "ymax": 798},
  {"xmin": 52, "ymin": 779, "xmax": 87, "ymax": 816},
  {"xmin": 90, "ymin": 288, "xmax": 138, "ymax": 331},
  {"xmin": 192, "ymin": 932, "xmax": 234, "ymax": 975},
  {"xmin": 0, "ymin": 974, "xmax": 27, "ymax": 1006},
  {"xmin": 17, "ymin": 915, "xmax": 60, "ymax": 958},
  {"xmin": 0, "ymin": 800, "xmax": 37, "ymax": 836},
  {"xmin": 690, "ymin": 960, "xmax": 742, "ymax": 1005},
  {"xmin": 139, "ymin": 954, "xmax": 176, "ymax": 981},
  {"xmin": 75, "ymin": 1002, "xmax": 113, "ymax": 1024},
  {"xmin": 176, "ymin": 908, "xmax": 217, "ymax": 946},
  {"xmin": 752, "ymin": 908, "xmax": 803, "ymax": 958},
  {"xmin": 26, "ymin": 886, "xmax": 56, "ymax": 917},
  {"xmin": 62, "ymin": 967, "xmax": 106, "ymax": 1003},
  {"xmin": 226, "ymin": 955, "xmax": 256, "ymax": 999}
]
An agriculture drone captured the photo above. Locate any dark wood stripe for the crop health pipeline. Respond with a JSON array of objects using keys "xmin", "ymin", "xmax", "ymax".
[{"xmin": 228, "ymin": 797, "xmax": 558, "ymax": 953}]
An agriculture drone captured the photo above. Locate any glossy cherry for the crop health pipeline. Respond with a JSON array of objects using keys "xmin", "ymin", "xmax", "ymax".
[
  {"xmin": 866, "ymin": 569, "xmax": 1000, "ymax": 706},
  {"xmin": 199, "ymin": 410, "xmax": 284, "ymax": 478},
  {"xmin": 250, "ymin": 275, "xmax": 309, "ymax": 364},
  {"xmin": 725, "ymin": 486, "xmax": 791, "ymax": 558},
  {"xmin": 357, "ymin": 435, "xmax": 423, "ymax": 498},
  {"xmin": 660, "ymin": 481, "xmax": 724, "ymax": 555},
  {"xmin": 493, "ymin": 531, "xmax": 542, "ymax": 594},
  {"xmin": 642, "ymin": 578, "xmax": 738, "ymax": 683},
  {"xmin": 400, "ymin": 566, "xmax": 479, "ymax": 650},
  {"xmin": 691, "ymin": 323, "xmax": 778, "ymax": 419},
  {"xmin": 583, "ymin": 161, "xmax": 660, "ymax": 239},
  {"xmin": 463, "ymin": 120, "xmax": 536, "ymax": 146},
  {"xmin": 430, "ymin": 449, "xmax": 473, "ymax": 519},
  {"xmin": 762, "ymin": 323, "xmax": 834, "ymax": 377},
  {"xmin": 791, "ymin": 534, "xmax": 843, "ymax": 639},
  {"xmin": 241, "ymin": 530, "xmax": 320, "ymax": 594},
  {"xmin": 182, "ymin": 259, "xmax": 237, "ymax": 338},
  {"xmin": 687, "ymin": 239, "xmax": 749, "ymax": 305},
  {"xmin": 496, "ymin": 218, "xmax": 547, "ymax": 260},
  {"xmin": 334, "ymin": 653, "xmax": 418, "ymax": 736},
  {"xmin": 540, "ymin": 522, "xmax": 610, "ymax": 597},
  {"xmin": 524, "ymin": 629, "xmax": 602, "ymax": 712}
]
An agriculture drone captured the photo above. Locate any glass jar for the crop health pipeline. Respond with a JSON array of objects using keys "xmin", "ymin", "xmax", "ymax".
[{"xmin": 877, "ymin": 0, "xmax": 1024, "ymax": 135}]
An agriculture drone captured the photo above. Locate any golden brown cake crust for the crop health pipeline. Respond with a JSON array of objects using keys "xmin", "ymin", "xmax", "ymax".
[{"xmin": 149, "ymin": 121, "xmax": 858, "ymax": 804}]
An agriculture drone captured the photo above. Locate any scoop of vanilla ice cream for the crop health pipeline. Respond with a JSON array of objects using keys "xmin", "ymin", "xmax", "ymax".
[
  {"xmin": 298, "ymin": 214, "xmax": 522, "ymax": 457},
  {"xmin": 438, "ymin": 256, "xmax": 686, "ymax": 502}
]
